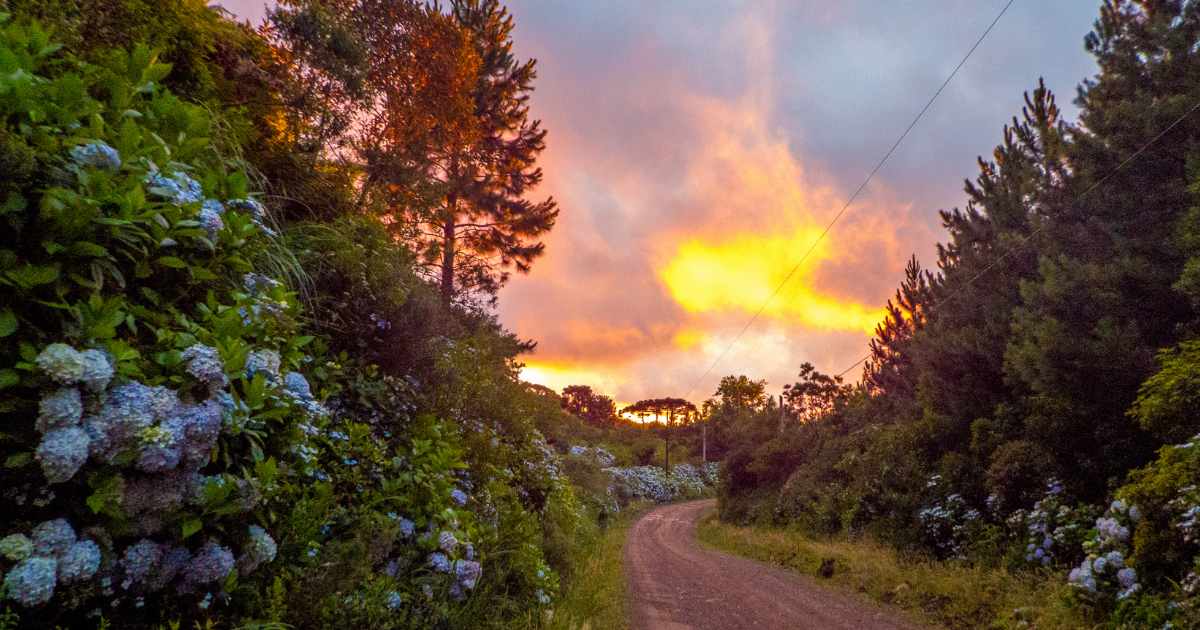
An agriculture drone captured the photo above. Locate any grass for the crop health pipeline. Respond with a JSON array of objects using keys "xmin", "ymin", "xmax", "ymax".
[
  {"xmin": 541, "ymin": 502, "xmax": 651, "ymax": 630},
  {"xmin": 695, "ymin": 513, "xmax": 1097, "ymax": 629}
]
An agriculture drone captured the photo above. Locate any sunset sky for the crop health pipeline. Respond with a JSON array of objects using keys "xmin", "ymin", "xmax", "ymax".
[{"xmin": 224, "ymin": 1, "xmax": 1100, "ymax": 406}]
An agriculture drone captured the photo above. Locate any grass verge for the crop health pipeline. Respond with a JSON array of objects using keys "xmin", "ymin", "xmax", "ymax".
[
  {"xmin": 543, "ymin": 502, "xmax": 652, "ymax": 630},
  {"xmin": 695, "ymin": 513, "xmax": 1094, "ymax": 629}
]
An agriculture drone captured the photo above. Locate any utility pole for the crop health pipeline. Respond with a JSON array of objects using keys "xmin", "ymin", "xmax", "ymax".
[
  {"xmin": 779, "ymin": 394, "xmax": 786, "ymax": 434},
  {"xmin": 701, "ymin": 422, "xmax": 707, "ymax": 463}
]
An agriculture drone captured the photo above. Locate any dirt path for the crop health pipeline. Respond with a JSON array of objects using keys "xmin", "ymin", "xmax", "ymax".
[{"xmin": 624, "ymin": 499, "xmax": 924, "ymax": 630}]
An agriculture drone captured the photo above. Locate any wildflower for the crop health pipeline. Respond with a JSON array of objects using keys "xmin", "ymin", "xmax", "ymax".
[
  {"xmin": 145, "ymin": 170, "xmax": 203, "ymax": 205},
  {"xmin": 36, "ymin": 427, "xmax": 90, "ymax": 483},
  {"xmin": 0, "ymin": 534, "xmax": 33, "ymax": 561},
  {"xmin": 182, "ymin": 344, "xmax": 227, "ymax": 389},
  {"xmin": 58, "ymin": 540, "xmax": 101, "ymax": 584},
  {"xmin": 450, "ymin": 488, "xmax": 469, "ymax": 507},
  {"xmin": 36, "ymin": 388, "xmax": 83, "ymax": 434},
  {"xmin": 78, "ymin": 349, "xmax": 113, "ymax": 392},
  {"xmin": 70, "ymin": 141, "xmax": 121, "ymax": 172},
  {"xmin": 4, "ymin": 557, "xmax": 56, "ymax": 606},
  {"xmin": 438, "ymin": 531, "xmax": 458, "ymax": 554},
  {"xmin": 36, "ymin": 343, "xmax": 86, "ymax": 384}
]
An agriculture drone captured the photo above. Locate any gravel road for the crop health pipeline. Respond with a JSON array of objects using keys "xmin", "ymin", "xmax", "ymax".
[{"xmin": 624, "ymin": 499, "xmax": 924, "ymax": 630}]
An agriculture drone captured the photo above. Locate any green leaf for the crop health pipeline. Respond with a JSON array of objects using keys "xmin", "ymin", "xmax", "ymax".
[
  {"xmin": 156, "ymin": 256, "xmax": 187, "ymax": 269},
  {"xmin": 0, "ymin": 369, "xmax": 18, "ymax": 389},
  {"xmin": 181, "ymin": 518, "xmax": 202, "ymax": 539},
  {"xmin": 0, "ymin": 309, "xmax": 16, "ymax": 337},
  {"xmin": 4, "ymin": 452, "xmax": 31, "ymax": 468}
]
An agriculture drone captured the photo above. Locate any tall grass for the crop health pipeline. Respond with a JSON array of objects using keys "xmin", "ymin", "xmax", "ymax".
[
  {"xmin": 696, "ymin": 514, "xmax": 1098, "ymax": 629},
  {"xmin": 537, "ymin": 502, "xmax": 652, "ymax": 630}
]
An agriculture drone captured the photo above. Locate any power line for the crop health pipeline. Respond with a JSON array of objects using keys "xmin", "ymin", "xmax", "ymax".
[
  {"xmin": 682, "ymin": 0, "xmax": 1016, "ymax": 401},
  {"xmin": 836, "ymin": 97, "xmax": 1200, "ymax": 381}
]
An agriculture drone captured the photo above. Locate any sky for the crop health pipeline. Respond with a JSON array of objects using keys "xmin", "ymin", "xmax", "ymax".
[{"xmin": 220, "ymin": 1, "xmax": 1102, "ymax": 407}]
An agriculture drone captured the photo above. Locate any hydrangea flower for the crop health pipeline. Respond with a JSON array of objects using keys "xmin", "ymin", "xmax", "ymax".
[
  {"xmin": 58, "ymin": 540, "xmax": 101, "ymax": 584},
  {"xmin": 283, "ymin": 372, "xmax": 313, "ymax": 400},
  {"xmin": 182, "ymin": 344, "xmax": 227, "ymax": 389},
  {"xmin": 122, "ymin": 469, "xmax": 201, "ymax": 519},
  {"xmin": 36, "ymin": 388, "xmax": 82, "ymax": 433},
  {"xmin": 238, "ymin": 525, "xmax": 277, "ymax": 575},
  {"xmin": 450, "ymin": 488, "xmax": 469, "ymax": 507},
  {"xmin": 165, "ymin": 400, "xmax": 222, "ymax": 467},
  {"xmin": 149, "ymin": 546, "xmax": 192, "ymax": 592},
  {"xmin": 198, "ymin": 199, "xmax": 224, "ymax": 240},
  {"xmin": 186, "ymin": 541, "xmax": 235, "ymax": 586},
  {"xmin": 227, "ymin": 198, "xmax": 275, "ymax": 236},
  {"xmin": 535, "ymin": 589, "xmax": 550, "ymax": 605},
  {"xmin": 31, "ymin": 519, "xmax": 75, "ymax": 558},
  {"xmin": 85, "ymin": 382, "xmax": 161, "ymax": 461},
  {"xmin": 146, "ymin": 170, "xmax": 203, "ymax": 205},
  {"xmin": 36, "ymin": 343, "xmax": 86, "ymax": 384},
  {"xmin": 429, "ymin": 552, "xmax": 451, "ymax": 573},
  {"xmin": 78, "ymin": 349, "xmax": 113, "ymax": 392},
  {"xmin": 136, "ymin": 424, "xmax": 182, "ymax": 473},
  {"xmin": 454, "ymin": 559, "xmax": 482, "ymax": 590},
  {"xmin": 244, "ymin": 350, "xmax": 281, "ymax": 382},
  {"xmin": 0, "ymin": 534, "xmax": 33, "ymax": 561},
  {"xmin": 122, "ymin": 539, "xmax": 163, "ymax": 586},
  {"xmin": 36, "ymin": 427, "xmax": 90, "ymax": 483},
  {"xmin": 4, "ymin": 557, "xmax": 57, "ymax": 606},
  {"xmin": 398, "ymin": 518, "xmax": 416, "ymax": 539},
  {"xmin": 243, "ymin": 273, "xmax": 281, "ymax": 295},
  {"xmin": 438, "ymin": 531, "xmax": 458, "ymax": 554},
  {"xmin": 386, "ymin": 590, "xmax": 403, "ymax": 610},
  {"xmin": 70, "ymin": 141, "xmax": 121, "ymax": 172}
]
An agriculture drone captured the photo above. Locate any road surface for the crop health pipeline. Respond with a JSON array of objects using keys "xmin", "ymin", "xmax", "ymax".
[{"xmin": 624, "ymin": 499, "xmax": 923, "ymax": 630}]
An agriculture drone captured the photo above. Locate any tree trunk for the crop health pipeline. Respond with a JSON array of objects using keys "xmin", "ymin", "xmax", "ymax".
[{"xmin": 440, "ymin": 194, "xmax": 457, "ymax": 303}]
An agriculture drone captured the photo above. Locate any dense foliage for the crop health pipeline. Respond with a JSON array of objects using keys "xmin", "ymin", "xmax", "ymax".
[
  {"xmin": 0, "ymin": 2, "xmax": 635, "ymax": 628},
  {"xmin": 714, "ymin": 0, "xmax": 1200, "ymax": 625}
]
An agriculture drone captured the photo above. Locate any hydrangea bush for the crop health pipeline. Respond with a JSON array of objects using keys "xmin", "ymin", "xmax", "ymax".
[
  {"xmin": 0, "ymin": 21, "xmax": 313, "ymax": 621},
  {"xmin": 1005, "ymin": 479, "xmax": 1096, "ymax": 569}
]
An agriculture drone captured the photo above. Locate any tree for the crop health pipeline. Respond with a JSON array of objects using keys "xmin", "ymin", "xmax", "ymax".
[
  {"xmin": 863, "ymin": 255, "xmax": 932, "ymax": 397},
  {"xmin": 703, "ymin": 375, "xmax": 768, "ymax": 415},
  {"xmin": 621, "ymin": 397, "xmax": 697, "ymax": 470},
  {"xmin": 783, "ymin": 363, "xmax": 851, "ymax": 424},
  {"xmin": 561, "ymin": 384, "xmax": 617, "ymax": 426},
  {"xmin": 412, "ymin": 0, "xmax": 558, "ymax": 302}
]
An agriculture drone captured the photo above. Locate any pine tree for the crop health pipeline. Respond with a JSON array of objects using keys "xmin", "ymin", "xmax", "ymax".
[{"xmin": 864, "ymin": 255, "xmax": 933, "ymax": 398}]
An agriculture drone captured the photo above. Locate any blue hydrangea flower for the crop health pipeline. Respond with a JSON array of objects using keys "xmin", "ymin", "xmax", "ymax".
[
  {"xmin": 454, "ymin": 559, "xmax": 482, "ymax": 590},
  {"xmin": 58, "ymin": 539, "xmax": 101, "ymax": 585},
  {"xmin": 36, "ymin": 427, "xmax": 90, "ymax": 483},
  {"xmin": 122, "ymin": 540, "xmax": 163, "ymax": 586},
  {"xmin": 438, "ymin": 531, "xmax": 457, "ymax": 554},
  {"xmin": 198, "ymin": 199, "xmax": 224, "ymax": 240},
  {"xmin": 86, "ymin": 382, "xmax": 160, "ymax": 461},
  {"xmin": 238, "ymin": 525, "xmax": 277, "ymax": 575},
  {"xmin": 148, "ymin": 546, "xmax": 191, "ymax": 592},
  {"xmin": 464, "ymin": 543, "xmax": 475, "ymax": 561},
  {"xmin": 165, "ymin": 400, "xmax": 222, "ymax": 467},
  {"xmin": 283, "ymin": 372, "xmax": 313, "ymax": 400},
  {"xmin": 122, "ymin": 469, "xmax": 199, "ymax": 518},
  {"xmin": 429, "ymin": 552, "xmax": 451, "ymax": 573},
  {"xmin": 70, "ymin": 141, "xmax": 121, "ymax": 172},
  {"xmin": 36, "ymin": 388, "xmax": 83, "ymax": 433},
  {"xmin": 36, "ymin": 343, "xmax": 86, "ymax": 384},
  {"xmin": 31, "ymin": 519, "xmax": 76, "ymax": 558},
  {"xmin": 136, "ymin": 424, "xmax": 182, "ymax": 473},
  {"xmin": 386, "ymin": 590, "xmax": 403, "ymax": 610},
  {"xmin": 0, "ymin": 534, "xmax": 33, "ymax": 561},
  {"xmin": 227, "ymin": 198, "xmax": 276, "ymax": 236},
  {"xmin": 244, "ymin": 350, "xmax": 281, "ymax": 382},
  {"xmin": 450, "ymin": 488, "xmax": 469, "ymax": 507},
  {"xmin": 4, "ymin": 557, "xmax": 57, "ymax": 606},
  {"xmin": 182, "ymin": 344, "xmax": 227, "ymax": 389},
  {"xmin": 186, "ymin": 541, "xmax": 235, "ymax": 586},
  {"xmin": 398, "ymin": 518, "xmax": 415, "ymax": 539},
  {"xmin": 78, "ymin": 349, "xmax": 113, "ymax": 392},
  {"xmin": 243, "ymin": 273, "xmax": 281, "ymax": 295},
  {"xmin": 1117, "ymin": 567, "xmax": 1137, "ymax": 589},
  {"xmin": 535, "ymin": 589, "xmax": 550, "ymax": 605},
  {"xmin": 145, "ymin": 170, "xmax": 204, "ymax": 205}
]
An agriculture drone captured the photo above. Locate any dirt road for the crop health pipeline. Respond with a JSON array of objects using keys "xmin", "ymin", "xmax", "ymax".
[{"xmin": 624, "ymin": 500, "xmax": 923, "ymax": 630}]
